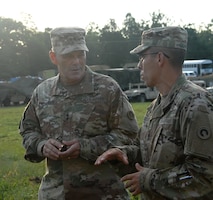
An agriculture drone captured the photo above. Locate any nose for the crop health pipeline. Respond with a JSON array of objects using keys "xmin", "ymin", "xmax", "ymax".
[
  {"xmin": 73, "ymin": 55, "xmax": 81, "ymax": 62},
  {"xmin": 68, "ymin": 55, "xmax": 81, "ymax": 65},
  {"xmin": 137, "ymin": 60, "xmax": 143, "ymax": 70}
]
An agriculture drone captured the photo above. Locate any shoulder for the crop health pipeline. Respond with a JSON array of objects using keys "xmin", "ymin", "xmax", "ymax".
[
  {"xmin": 176, "ymin": 80, "xmax": 208, "ymax": 101},
  {"xmin": 36, "ymin": 76, "xmax": 57, "ymax": 89},
  {"xmin": 32, "ymin": 76, "xmax": 58, "ymax": 97},
  {"xmin": 92, "ymin": 71, "xmax": 122, "ymax": 90},
  {"xmin": 177, "ymin": 81, "xmax": 213, "ymax": 114}
]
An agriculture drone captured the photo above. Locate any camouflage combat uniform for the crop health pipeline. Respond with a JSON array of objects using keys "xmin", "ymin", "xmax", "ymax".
[
  {"xmin": 127, "ymin": 75, "xmax": 213, "ymax": 199},
  {"xmin": 19, "ymin": 66, "xmax": 139, "ymax": 200}
]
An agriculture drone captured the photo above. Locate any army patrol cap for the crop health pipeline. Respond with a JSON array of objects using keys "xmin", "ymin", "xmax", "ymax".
[
  {"xmin": 50, "ymin": 27, "xmax": 89, "ymax": 55},
  {"xmin": 130, "ymin": 26, "xmax": 188, "ymax": 54}
]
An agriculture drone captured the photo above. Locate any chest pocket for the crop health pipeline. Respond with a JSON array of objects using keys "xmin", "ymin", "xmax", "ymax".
[
  {"xmin": 37, "ymin": 96, "xmax": 96, "ymax": 140},
  {"xmin": 146, "ymin": 113, "xmax": 183, "ymax": 169},
  {"xmin": 62, "ymin": 100, "xmax": 97, "ymax": 139}
]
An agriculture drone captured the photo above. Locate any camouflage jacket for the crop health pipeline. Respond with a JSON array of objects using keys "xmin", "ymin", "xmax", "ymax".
[
  {"xmin": 19, "ymin": 66, "xmax": 139, "ymax": 200},
  {"xmin": 126, "ymin": 75, "xmax": 213, "ymax": 200}
]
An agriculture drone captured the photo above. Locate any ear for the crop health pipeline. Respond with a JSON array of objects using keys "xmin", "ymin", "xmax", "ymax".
[
  {"xmin": 49, "ymin": 51, "xmax": 58, "ymax": 65},
  {"xmin": 157, "ymin": 52, "xmax": 166, "ymax": 66}
]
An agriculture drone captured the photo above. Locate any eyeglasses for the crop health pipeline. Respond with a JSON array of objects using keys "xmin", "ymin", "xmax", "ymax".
[
  {"xmin": 138, "ymin": 52, "xmax": 170, "ymax": 61},
  {"xmin": 138, "ymin": 52, "xmax": 158, "ymax": 61}
]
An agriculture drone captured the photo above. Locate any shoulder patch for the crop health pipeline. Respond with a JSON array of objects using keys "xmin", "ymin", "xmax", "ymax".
[{"xmin": 197, "ymin": 127, "xmax": 211, "ymax": 140}]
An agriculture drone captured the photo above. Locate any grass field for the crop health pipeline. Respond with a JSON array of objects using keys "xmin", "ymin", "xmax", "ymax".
[{"xmin": 0, "ymin": 103, "xmax": 149, "ymax": 200}]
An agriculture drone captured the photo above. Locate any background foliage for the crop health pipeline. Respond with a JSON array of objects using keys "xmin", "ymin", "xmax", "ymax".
[{"xmin": 0, "ymin": 12, "xmax": 213, "ymax": 80}]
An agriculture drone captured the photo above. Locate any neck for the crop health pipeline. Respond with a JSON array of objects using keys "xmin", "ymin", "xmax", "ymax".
[{"xmin": 156, "ymin": 71, "xmax": 181, "ymax": 96}]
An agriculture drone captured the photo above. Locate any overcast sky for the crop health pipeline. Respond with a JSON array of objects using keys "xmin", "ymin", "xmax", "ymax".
[{"xmin": 1, "ymin": 0, "xmax": 212, "ymax": 31}]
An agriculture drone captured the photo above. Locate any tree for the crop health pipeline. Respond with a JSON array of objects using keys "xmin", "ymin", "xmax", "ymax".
[
  {"xmin": 121, "ymin": 13, "xmax": 145, "ymax": 64},
  {"xmin": 149, "ymin": 11, "xmax": 170, "ymax": 28},
  {"xmin": 0, "ymin": 17, "xmax": 32, "ymax": 79},
  {"xmin": 0, "ymin": 12, "xmax": 213, "ymax": 80},
  {"xmin": 122, "ymin": 13, "xmax": 142, "ymax": 39},
  {"xmin": 99, "ymin": 19, "xmax": 127, "ymax": 67},
  {"xmin": 26, "ymin": 30, "xmax": 54, "ymax": 75},
  {"xmin": 185, "ymin": 25, "xmax": 202, "ymax": 59},
  {"xmin": 197, "ymin": 22, "xmax": 213, "ymax": 58},
  {"xmin": 86, "ymin": 23, "xmax": 102, "ymax": 65},
  {"xmin": 0, "ymin": 18, "xmax": 54, "ymax": 79}
]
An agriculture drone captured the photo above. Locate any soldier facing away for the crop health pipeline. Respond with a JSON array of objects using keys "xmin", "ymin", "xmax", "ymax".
[
  {"xmin": 95, "ymin": 26, "xmax": 213, "ymax": 199},
  {"xmin": 19, "ymin": 27, "xmax": 139, "ymax": 200}
]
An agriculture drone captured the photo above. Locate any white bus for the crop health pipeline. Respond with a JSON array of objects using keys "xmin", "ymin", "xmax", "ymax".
[{"xmin": 182, "ymin": 59, "xmax": 213, "ymax": 76}]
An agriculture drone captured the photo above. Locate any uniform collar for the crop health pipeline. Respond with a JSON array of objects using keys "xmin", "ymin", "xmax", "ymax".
[
  {"xmin": 53, "ymin": 66, "xmax": 95, "ymax": 96},
  {"xmin": 151, "ymin": 74, "xmax": 188, "ymax": 117}
]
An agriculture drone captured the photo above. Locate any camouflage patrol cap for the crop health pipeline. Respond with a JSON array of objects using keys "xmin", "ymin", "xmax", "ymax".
[
  {"xmin": 130, "ymin": 26, "xmax": 188, "ymax": 54},
  {"xmin": 50, "ymin": 27, "xmax": 89, "ymax": 55}
]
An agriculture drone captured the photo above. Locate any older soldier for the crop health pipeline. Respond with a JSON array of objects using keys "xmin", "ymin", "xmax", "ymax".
[
  {"xmin": 19, "ymin": 27, "xmax": 139, "ymax": 200},
  {"xmin": 95, "ymin": 26, "xmax": 213, "ymax": 199}
]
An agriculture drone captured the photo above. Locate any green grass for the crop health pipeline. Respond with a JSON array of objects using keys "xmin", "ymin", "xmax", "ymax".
[{"xmin": 0, "ymin": 103, "xmax": 149, "ymax": 200}]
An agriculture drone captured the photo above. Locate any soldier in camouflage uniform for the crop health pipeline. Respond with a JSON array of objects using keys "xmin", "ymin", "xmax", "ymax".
[
  {"xmin": 95, "ymin": 26, "xmax": 213, "ymax": 199},
  {"xmin": 19, "ymin": 27, "xmax": 139, "ymax": 200}
]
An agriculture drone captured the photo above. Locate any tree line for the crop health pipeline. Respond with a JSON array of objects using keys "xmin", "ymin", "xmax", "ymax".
[{"xmin": 0, "ymin": 12, "xmax": 213, "ymax": 80}]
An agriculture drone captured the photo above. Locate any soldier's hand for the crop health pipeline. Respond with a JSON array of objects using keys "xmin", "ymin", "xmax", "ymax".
[
  {"xmin": 94, "ymin": 148, "xmax": 129, "ymax": 165},
  {"xmin": 42, "ymin": 139, "xmax": 63, "ymax": 160},
  {"xmin": 121, "ymin": 163, "xmax": 143, "ymax": 196},
  {"xmin": 59, "ymin": 139, "xmax": 80, "ymax": 160}
]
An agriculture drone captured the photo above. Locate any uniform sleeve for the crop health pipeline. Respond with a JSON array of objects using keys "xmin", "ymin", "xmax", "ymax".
[
  {"xmin": 141, "ymin": 95, "xmax": 213, "ymax": 199},
  {"xmin": 19, "ymin": 100, "xmax": 46, "ymax": 163},
  {"xmin": 79, "ymin": 90, "xmax": 139, "ymax": 161}
]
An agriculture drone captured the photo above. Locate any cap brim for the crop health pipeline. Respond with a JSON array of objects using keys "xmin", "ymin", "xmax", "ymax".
[{"xmin": 130, "ymin": 45, "xmax": 149, "ymax": 55}]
